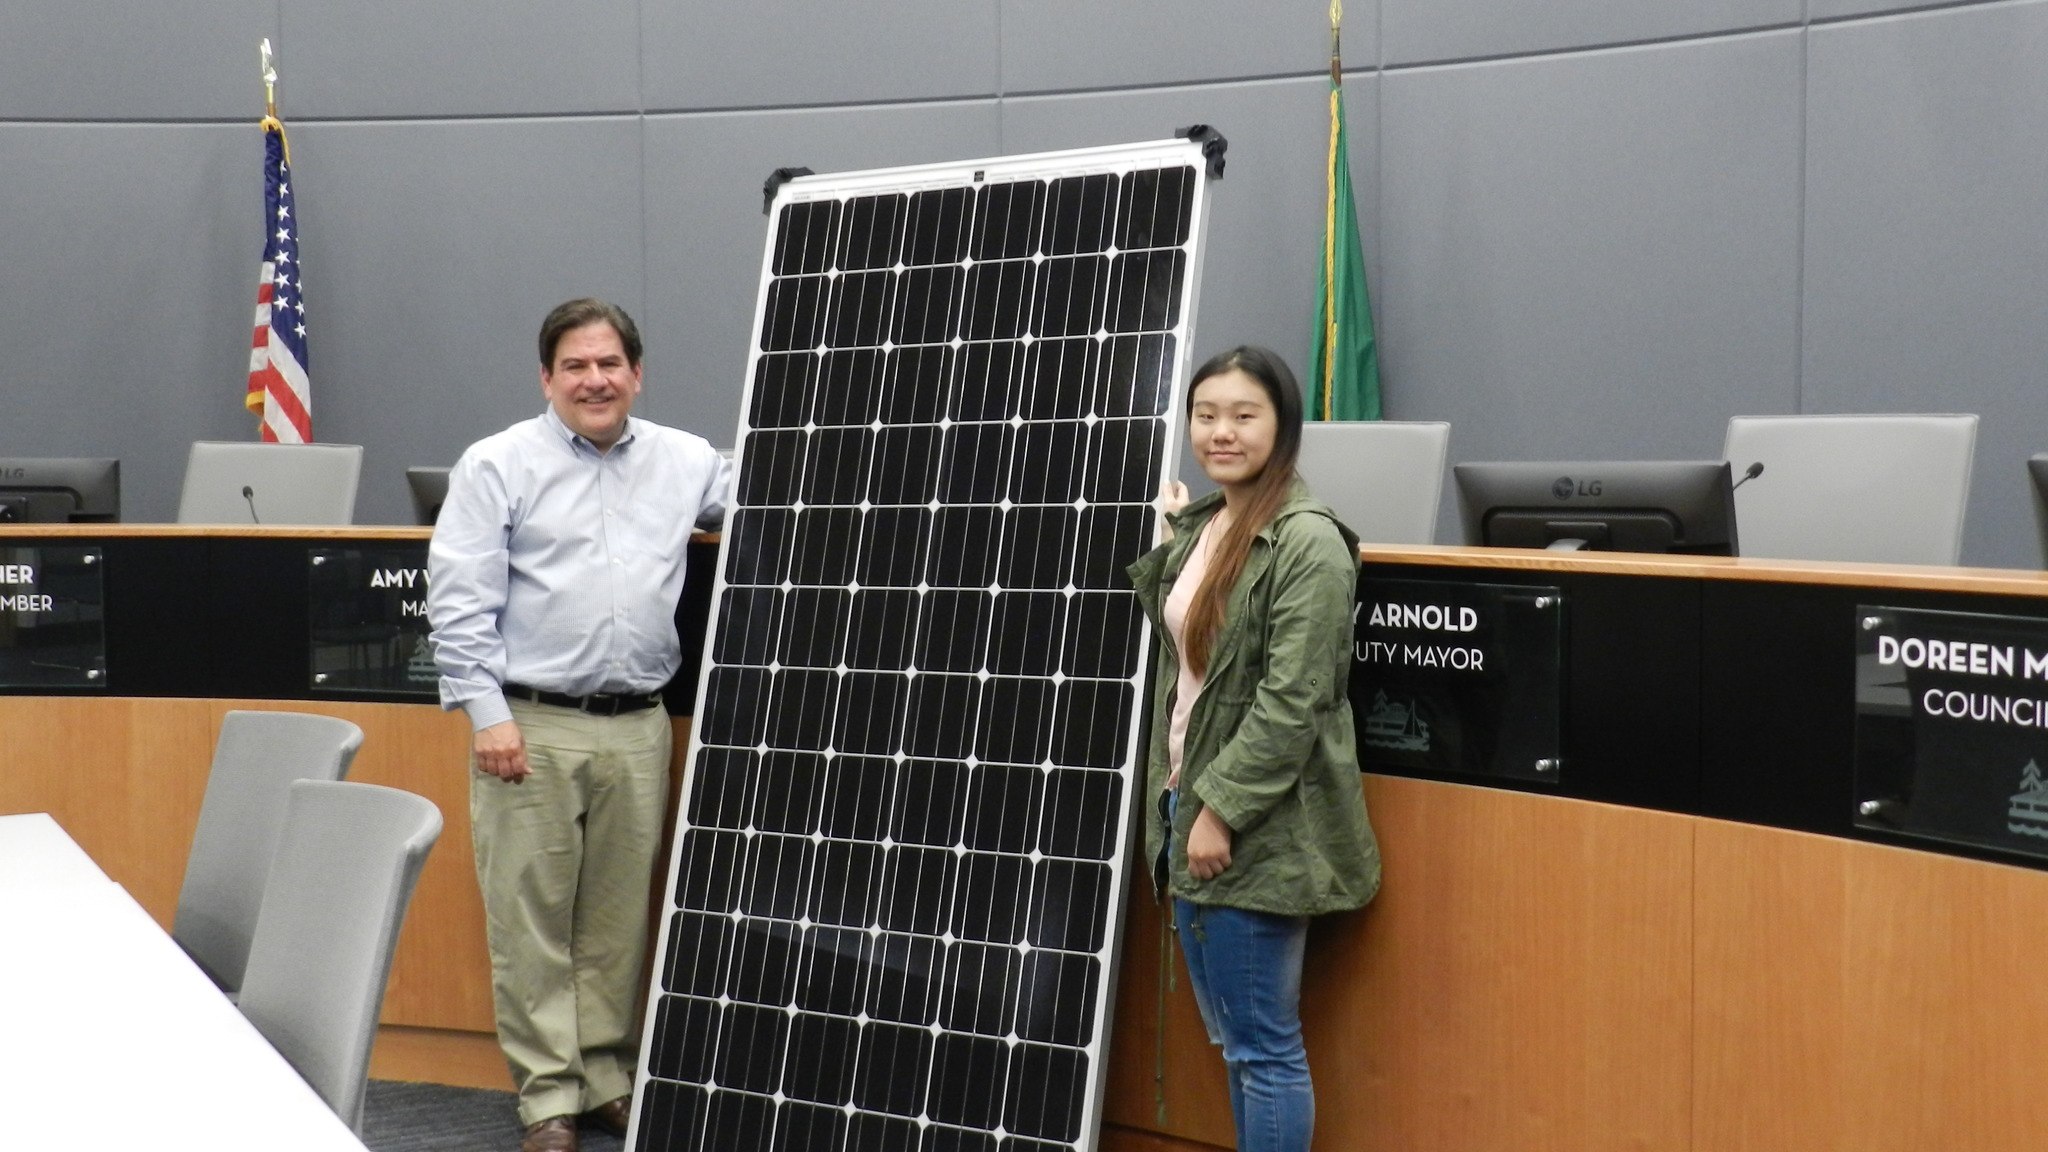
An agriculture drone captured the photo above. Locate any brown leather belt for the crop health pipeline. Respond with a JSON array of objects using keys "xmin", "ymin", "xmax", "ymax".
[{"xmin": 504, "ymin": 682, "xmax": 662, "ymax": 716}]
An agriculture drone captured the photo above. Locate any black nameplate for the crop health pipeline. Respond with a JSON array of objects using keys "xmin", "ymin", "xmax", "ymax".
[
  {"xmin": 1855, "ymin": 604, "xmax": 2048, "ymax": 863},
  {"xmin": 307, "ymin": 545, "xmax": 436, "ymax": 699},
  {"xmin": 0, "ymin": 546, "xmax": 107, "ymax": 688},
  {"xmin": 1352, "ymin": 576, "xmax": 1563, "ymax": 783}
]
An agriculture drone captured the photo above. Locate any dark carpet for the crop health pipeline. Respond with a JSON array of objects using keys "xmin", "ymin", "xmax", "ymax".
[{"xmin": 362, "ymin": 1080, "xmax": 627, "ymax": 1152}]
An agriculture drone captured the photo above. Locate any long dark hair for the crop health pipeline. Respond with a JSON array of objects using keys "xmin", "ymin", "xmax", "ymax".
[{"xmin": 1182, "ymin": 345, "xmax": 1305, "ymax": 677}]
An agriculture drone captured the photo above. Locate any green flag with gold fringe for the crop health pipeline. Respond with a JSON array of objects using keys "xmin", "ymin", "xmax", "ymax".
[{"xmin": 1308, "ymin": 0, "xmax": 1380, "ymax": 421}]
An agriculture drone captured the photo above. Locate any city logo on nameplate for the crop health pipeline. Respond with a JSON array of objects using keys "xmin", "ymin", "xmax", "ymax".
[
  {"xmin": 2007, "ymin": 761, "xmax": 2048, "ymax": 839},
  {"xmin": 634, "ymin": 136, "xmax": 1219, "ymax": 1152},
  {"xmin": 1361, "ymin": 689, "xmax": 1432, "ymax": 753},
  {"xmin": 405, "ymin": 640, "xmax": 437, "ymax": 686}
]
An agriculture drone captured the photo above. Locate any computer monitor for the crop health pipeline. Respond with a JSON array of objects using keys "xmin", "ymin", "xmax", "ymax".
[
  {"xmin": 0, "ymin": 457, "xmax": 121, "ymax": 523},
  {"xmin": 176, "ymin": 442, "xmax": 363, "ymax": 526},
  {"xmin": 406, "ymin": 467, "xmax": 450, "ymax": 526},
  {"xmin": 1454, "ymin": 460, "xmax": 1739, "ymax": 555},
  {"xmin": 2030, "ymin": 453, "xmax": 2048, "ymax": 568}
]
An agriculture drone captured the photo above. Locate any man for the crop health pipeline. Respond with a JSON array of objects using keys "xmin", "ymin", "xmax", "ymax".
[{"xmin": 428, "ymin": 298, "xmax": 729, "ymax": 1152}]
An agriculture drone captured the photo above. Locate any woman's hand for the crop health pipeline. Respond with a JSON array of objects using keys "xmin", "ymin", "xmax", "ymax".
[
  {"xmin": 1186, "ymin": 805, "xmax": 1234, "ymax": 880},
  {"xmin": 1156, "ymin": 480, "xmax": 1190, "ymax": 541}
]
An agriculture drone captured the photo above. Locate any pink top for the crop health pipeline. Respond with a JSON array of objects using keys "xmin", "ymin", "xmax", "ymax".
[{"xmin": 1162, "ymin": 513, "xmax": 1225, "ymax": 788}]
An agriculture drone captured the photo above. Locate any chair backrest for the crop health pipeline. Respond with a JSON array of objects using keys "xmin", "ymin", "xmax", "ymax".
[
  {"xmin": 1295, "ymin": 421, "xmax": 1452, "ymax": 545},
  {"xmin": 2031, "ymin": 454, "xmax": 2048, "ymax": 569},
  {"xmin": 1722, "ymin": 414, "xmax": 1978, "ymax": 565},
  {"xmin": 237, "ymin": 780, "xmax": 442, "ymax": 1132},
  {"xmin": 173, "ymin": 710, "xmax": 364, "ymax": 996},
  {"xmin": 405, "ymin": 466, "xmax": 451, "ymax": 525},
  {"xmin": 176, "ymin": 441, "xmax": 364, "ymax": 525}
]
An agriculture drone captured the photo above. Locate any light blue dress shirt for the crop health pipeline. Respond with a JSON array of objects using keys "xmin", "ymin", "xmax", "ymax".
[{"xmin": 427, "ymin": 408, "xmax": 730, "ymax": 731}]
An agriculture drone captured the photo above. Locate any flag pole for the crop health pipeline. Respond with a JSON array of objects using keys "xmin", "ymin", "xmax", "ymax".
[{"xmin": 1322, "ymin": 1, "xmax": 1342, "ymax": 421}]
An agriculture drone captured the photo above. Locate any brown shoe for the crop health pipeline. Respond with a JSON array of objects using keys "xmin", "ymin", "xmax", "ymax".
[
  {"xmin": 522, "ymin": 1116, "xmax": 579, "ymax": 1152},
  {"xmin": 582, "ymin": 1096, "xmax": 631, "ymax": 1137}
]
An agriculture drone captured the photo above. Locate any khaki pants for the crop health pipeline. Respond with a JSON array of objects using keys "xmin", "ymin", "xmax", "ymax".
[{"xmin": 470, "ymin": 697, "xmax": 671, "ymax": 1125}]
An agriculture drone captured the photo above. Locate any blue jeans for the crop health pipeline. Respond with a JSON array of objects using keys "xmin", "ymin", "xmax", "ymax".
[{"xmin": 1174, "ymin": 898, "xmax": 1314, "ymax": 1152}]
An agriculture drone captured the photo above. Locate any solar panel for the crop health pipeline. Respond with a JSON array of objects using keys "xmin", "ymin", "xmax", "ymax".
[{"xmin": 635, "ymin": 137, "xmax": 1215, "ymax": 1152}]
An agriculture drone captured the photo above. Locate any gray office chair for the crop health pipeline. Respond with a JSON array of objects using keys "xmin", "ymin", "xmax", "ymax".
[
  {"xmin": 173, "ymin": 710, "xmax": 364, "ymax": 997},
  {"xmin": 176, "ymin": 440, "xmax": 365, "ymax": 525},
  {"xmin": 238, "ymin": 780, "xmax": 442, "ymax": 1132},
  {"xmin": 2030, "ymin": 453, "xmax": 2048, "ymax": 568},
  {"xmin": 404, "ymin": 465, "xmax": 451, "ymax": 525},
  {"xmin": 1722, "ymin": 414, "xmax": 1978, "ymax": 565},
  {"xmin": 1295, "ymin": 420, "xmax": 1452, "ymax": 544}
]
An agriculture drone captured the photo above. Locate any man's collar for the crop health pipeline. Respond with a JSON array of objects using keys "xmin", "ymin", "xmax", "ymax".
[{"xmin": 539, "ymin": 406, "xmax": 637, "ymax": 455}]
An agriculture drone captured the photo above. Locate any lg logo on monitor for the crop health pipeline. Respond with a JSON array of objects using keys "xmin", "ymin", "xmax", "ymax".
[{"xmin": 1552, "ymin": 476, "xmax": 1602, "ymax": 499}]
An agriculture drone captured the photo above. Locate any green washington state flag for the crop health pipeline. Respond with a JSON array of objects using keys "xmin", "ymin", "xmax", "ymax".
[{"xmin": 1308, "ymin": 51, "xmax": 1381, "ymax": 421}]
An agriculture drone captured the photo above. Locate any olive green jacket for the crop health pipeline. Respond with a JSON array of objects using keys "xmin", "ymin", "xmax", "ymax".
[{"xmin": 1127, "ymin": 483, "xmax": 1381, "ymax": 917}]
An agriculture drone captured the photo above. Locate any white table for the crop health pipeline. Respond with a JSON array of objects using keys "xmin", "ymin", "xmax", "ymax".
[
  {"xmin": 0, "ymin": 812, "xmax": 370, "ymax": 1150},
  {"xmin": 0, "ymin": 811, "xmax": 107, "ymax": 886}
]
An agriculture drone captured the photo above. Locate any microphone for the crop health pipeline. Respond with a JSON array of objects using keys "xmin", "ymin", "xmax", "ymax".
[
  {"xmin": 242, "ymin": 485, "xmax": 261, "ymax": 524},
  {"xmin": 1732, "ymin": 461, "xmax": 1764, "ymax": 491}
]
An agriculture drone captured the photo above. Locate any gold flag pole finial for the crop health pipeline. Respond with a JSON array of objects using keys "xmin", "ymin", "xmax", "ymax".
[
  {"xmin": 259, "ymin": 38, "xmax": 289, "ymax": 165},
  {"xmin": 1330, "ymin": 0, "xmax": 1343, "ymax": 78},
  {"xmin": 260, "ymin": 38, "xmax": 277, "ymax": 119}
]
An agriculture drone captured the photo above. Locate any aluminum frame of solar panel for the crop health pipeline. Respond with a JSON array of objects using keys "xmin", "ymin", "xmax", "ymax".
[{"xmin": 634, "ymin": 137, "xmax": 1214, "ymax": 1152}]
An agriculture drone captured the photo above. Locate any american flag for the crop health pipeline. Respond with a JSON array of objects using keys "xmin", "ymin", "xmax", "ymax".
[{"xmin": 247, "ymin": 117, "xmax": 312, "ymax": 443}]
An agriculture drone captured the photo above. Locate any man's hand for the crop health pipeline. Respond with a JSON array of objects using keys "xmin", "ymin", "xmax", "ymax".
[
  {"xmin": 474, "ymin": 720, "xmax": 530, "ymax": 783},
  {"xmin": 1186, "ymin": 804, "xmax": 1234, "ymax": 881}
]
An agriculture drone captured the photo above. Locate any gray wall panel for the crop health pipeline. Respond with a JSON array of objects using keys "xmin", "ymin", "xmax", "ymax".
[
  {"xmin": 1810, "ymin": 0, "xmax": 1985, "ymax": 22},
  {"xmin": 643, "ymin": 0, "xmax": 999, "ymax": 111},
  {"xmin": 0, "ymin": 2, "xmax": 279, "ymax": 122},
  {"xmin": 0, "ymin": 125, "xmax": 254, "ymax": 521},
  {"xmin": 643, "ymin": 103, "xmax": 1002, "ymax": 447},
  {"xmin": 1380, "ymin": 34, "xmax": 1803, "ymax": 543},
  {"xmin": 1383, "ymin": 0, "xmax": 1799, "ymax": 65},
  {"xmin": 1805, "ymin": 2, "xmax": 2048, "ymax": 570},
  {"xmin": 283, "ymin": 0, "xmax": 638, "ymax": 118},
  {"xmin": 290, "ymin": 119, "xmax": 644, "ymax": 524},
  {"xmin": 1001, "ymin": 0, "xmax": 1363, "ymax": 94}
]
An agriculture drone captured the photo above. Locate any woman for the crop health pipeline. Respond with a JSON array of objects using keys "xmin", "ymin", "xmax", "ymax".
[{"xmin": 1127, "ymin": 346, "xmax": 1381, "ymax": 1152}]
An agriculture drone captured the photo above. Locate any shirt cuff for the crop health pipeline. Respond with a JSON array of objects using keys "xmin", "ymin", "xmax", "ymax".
[{"xmin": 460, "ymin": 691, "xmax": 513, "ymax": 732}]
